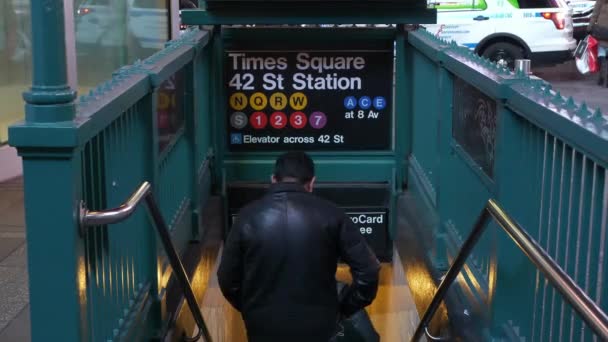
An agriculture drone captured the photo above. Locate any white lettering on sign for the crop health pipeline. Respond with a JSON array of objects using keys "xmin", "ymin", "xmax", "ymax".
[
  {"xmin": 241, "ymin": 135, "xmax": 318, "ymax": 144},
  {"xmin": 229, "ymin": 53, "xmax": 288, "ymax": 71},
  {"xmin": 228, "ymin": 73, "xmax": 255, "ymax": 91},
  {"xmin": 243, "ymin": 135, "xmax": 281, "ymax": 144},
  {"xmin": 292, "ymin": 73, "xmax": 362, "ymax": 90},
  {"xmin": 295, "ymin": 53, "xmax": 366, "ymax": 73},
  {"xmin": 228, "ymin": 52, "xmax": 369, "ymax": 91},
  {"xmin": 225, "ymin": 50, "xmax": 392, "ymax": 152},
  {"xmin": 229, "ymin": 52, "xmax": 366, "ymax": 73},
  {"xmin": 360, "ymin": 227, "xmax": 374, "ymax": 235},
  {"xmin": 229, "ymin": 72, "xmax": 362, "ymax": 91},
  {"xmin": 262, "ymin": 73, "xmax": 286, "ymax": 90},
  {"xmin": 350, "ymin": 214, "xmax": 384, "ymax": 225},
  {"xmin": 283, "ymin": 136, "xmax": 315, "ymax": 144}
]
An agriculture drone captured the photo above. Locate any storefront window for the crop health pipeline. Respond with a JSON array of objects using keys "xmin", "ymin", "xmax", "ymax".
[
  {"xmin": 157, "ymin": 69, "xmax": 186, "ymax": 152},
  {"xmin": 75, "ymin": 0, "xmax": 171, "ymax": 90},
  {"xmin": 0, "ymin": 0, "xmax": 171, "ymax": 145},
  {"xmin": 0, "ymin": 0, "xmax": 32, "ymax": 144}
]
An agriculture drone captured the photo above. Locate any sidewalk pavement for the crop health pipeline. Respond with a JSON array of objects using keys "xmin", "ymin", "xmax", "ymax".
[{"xmin": 0, "ymin": 176, "xmax": 30, "ymax": 341}]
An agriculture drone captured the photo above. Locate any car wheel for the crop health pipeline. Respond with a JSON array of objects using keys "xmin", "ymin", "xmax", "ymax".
[{"xmin": 481, "ymin": 42, "xmax": 525, "ymax": 70}]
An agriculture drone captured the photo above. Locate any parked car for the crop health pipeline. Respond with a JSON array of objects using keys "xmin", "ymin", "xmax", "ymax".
[
  {"xmin": 567, "ymin": 0, "xmax": 596, "ymax": 40},
  {"xmin": 424, "ymin": 0, "xmax": 577, "ymax": 68}
]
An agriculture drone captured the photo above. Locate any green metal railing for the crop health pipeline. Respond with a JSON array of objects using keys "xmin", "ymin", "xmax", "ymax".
[
  {"xmin": 9, "ymin": 6, "xmax": 214, "ymax": 337},
  {"xmin": 7, "ymin": 2, "xmax": 608, "ymax": 340},
  {"xmin": 406, "ymin": 29, "xmax": 608, "ymax": 340},
  {"xmin": 411, "ymin": 199, "xmax": 608, "ymax": 341},
  {"xmin": 79, "ymin": 181, "xmax": 213, "ymax": 342}
]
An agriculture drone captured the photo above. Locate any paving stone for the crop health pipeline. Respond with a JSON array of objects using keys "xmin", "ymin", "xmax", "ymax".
[
  {"xmin": 0, "ymin": 304, "xmax": 30, "ymax": 342},
  {"xmin": 0, "ymin": 266, "xmax": 29, "ymax": 332},
  {"xmin": 0, "ymin": 238, "xmax": 24, "ymax": 262},
  {"xmin": 0, "ymin": 188, "xmax": 24, "ymax": 227},
  {"xmin": 0, "ymin": 225, "xmax": 25, "ymax": 234},
  {"xmin": 0, "ymin": 244, "xmax": 27, "ymax": 268}
]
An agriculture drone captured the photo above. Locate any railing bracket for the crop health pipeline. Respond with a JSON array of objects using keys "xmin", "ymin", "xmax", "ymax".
[
  {"xmin": 424, "ymin": 327, "xmax": 450, "ymax": 341},
  {"xmin": 410, "ymin": 199, "xmax": 608, "ymax": 341},
  {"xmin": 79, "ymin": 182, "xmax": 213, "ymax": 342}
]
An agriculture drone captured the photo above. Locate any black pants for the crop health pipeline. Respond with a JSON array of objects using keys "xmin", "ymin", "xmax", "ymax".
[{"xmin": 599, "ymin": 56, "xmax": 608, "ymax": 87}]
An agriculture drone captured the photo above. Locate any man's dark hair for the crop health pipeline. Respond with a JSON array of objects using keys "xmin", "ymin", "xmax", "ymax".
[{"xmin": 274, "ymin": 151, "xmax": 315, "ymax": 184}]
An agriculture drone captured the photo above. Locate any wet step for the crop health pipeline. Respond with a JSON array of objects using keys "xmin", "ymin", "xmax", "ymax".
[
  {"xmin": 197, "ymin": 246, "xmax": 247, "ymax": 342},
  {"xmin": 198, "ymin": 246, "xmax": 421, "ymax": 341},
  {"xmin": 336, "ymin": 248, "xmax": 421, "ymax": 341}
]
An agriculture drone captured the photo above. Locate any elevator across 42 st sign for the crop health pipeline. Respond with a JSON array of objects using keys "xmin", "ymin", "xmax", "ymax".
[{"xmin": 225, "ymin": 50, "xmax": 393, "ymax": 151}]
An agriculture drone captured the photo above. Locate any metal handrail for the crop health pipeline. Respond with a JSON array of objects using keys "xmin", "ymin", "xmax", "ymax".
[
  {"xmin": 411, "ymin": 199, "xmax": 608, "ymax": 342},
  {"xmin": 79, "ymin": 182, "xmax": 213, "ymax": 342}
]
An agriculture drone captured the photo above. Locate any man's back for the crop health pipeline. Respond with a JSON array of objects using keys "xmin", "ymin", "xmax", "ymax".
[
  {"xmin": 218, "ymin": 182, "xmax": 380, "ymax": 342},
  {"xmin": 590, "ymin": 0, "xmax": 608, "ymax": 41}
]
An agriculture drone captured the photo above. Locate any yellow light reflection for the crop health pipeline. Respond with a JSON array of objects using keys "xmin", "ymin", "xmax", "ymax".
[
  {"xmin": 77, "ymin": 255, "xmax": 88, "ymax": 305},
  {"xmin": 405, "ymin": 260, "xmax": 450, "ymax": 335},
  {"xmin": 157, "ymin": 258, "xmax": 164, "ymax": 292},
  {"xmin": 487, "ymin": 255, "xmax": 497, "ymax": 308}
]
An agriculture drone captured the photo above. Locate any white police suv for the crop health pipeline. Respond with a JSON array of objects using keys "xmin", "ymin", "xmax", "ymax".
[{"xmin": 424, "ymin": 0, "xmax": 577, "ymax": 68}]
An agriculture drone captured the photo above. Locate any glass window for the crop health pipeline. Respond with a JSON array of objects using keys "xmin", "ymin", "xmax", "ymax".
[
  {"xmin": 432, "ymin": 0, "xmax": 488, "ymax": 10},
  {"xmin": 1, "ymin": 0, "xmax": 172, "ymax": 144},
  {"xmin": 452, "ymin": 77, "xmax": 497, "ymax": 178},
  {"xmin": 0, "ymin": 0, "xmax": 32, "ymax": 144},
  {"xmin": 75, "ymin": 0, "xmax": 170, "ymax": 90},
  {"xmin": 88, "ymin": 0, "xmax": 111, "ymax": 5},
  {"xmin": 133, "ymin": 0, "xmax": 167, "ymax": 8},
  {"xmin": 157, "ymin": 69, "xmax": 186, "ymax": 152},
  {"xmin": 517, "ymin": 0, "xmax": 561, "ymax": 8}
]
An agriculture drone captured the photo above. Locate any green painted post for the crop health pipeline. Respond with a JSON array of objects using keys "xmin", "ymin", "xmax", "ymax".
[
  {"xmin": 394, "ymin": 25, "xmax": 411, "ymax": 191},
  {"xmin": 13, "ymin": 1, "xmax": 83, "ymax": 341},
  {"xmin": 210, "ymin": 27, "xmax": 232, "ymax": 239},
  {"xmin": 491, "ymin": 104, "xmax": 539, "ymax": 340},
  {"xmin": 146, "ymin": 83, "xmax": 167, "ymax": 332},
  {"xmin": 193, "ymin": 42, "xmax": 213, "ymax": 240},
  {"xmin": 23, "ymin": 0, "xmax": 76, "ymax": 123},
  {"xmin": 184, "ymin": 61, "xmax": 201, "ymax": 241},
  {"xmin": 192, "ymin": 44, "xmax": 210, "ymax": 175},
  {"xmin": 20, "ymin": 151, "xmax": 87, "ymax": 341},
  {"xmin": 199, "ymin": 41, "xmax": 213, "ymax": 160},
  {"xmin": 211, "ymin": 27, "xmax": 226, "ymax": 196},
  {"xmin": 431, "ymin": 66, "xmax": 453, "ymax": 271}
]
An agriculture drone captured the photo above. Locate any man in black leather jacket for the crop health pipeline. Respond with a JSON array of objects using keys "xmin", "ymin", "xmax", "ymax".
[{"xmin": 217, "ymin": 151, "xmax": 381, "ymax": 342}]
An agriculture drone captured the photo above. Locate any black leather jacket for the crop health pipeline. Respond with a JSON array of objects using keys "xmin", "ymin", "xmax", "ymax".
[
  {"xmin": 218, "ymin": 183, "xmax": 380, "ymax": 341},
  {"xmin": 589, "ymin": 0, "xmax": 608, "ymax": 42}
]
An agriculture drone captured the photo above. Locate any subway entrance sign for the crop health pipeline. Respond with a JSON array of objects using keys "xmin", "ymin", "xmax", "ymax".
[
  {"xmin": 219, "ymin": 29, "xmax": 399, "ymax": 262},
  {"xmin": 226, "ymin": 50, "xmax": 393, "ymax": 151},
  {"xmin": 346, "ymin": 210, "xmax": 389, "ymax": 261}
]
